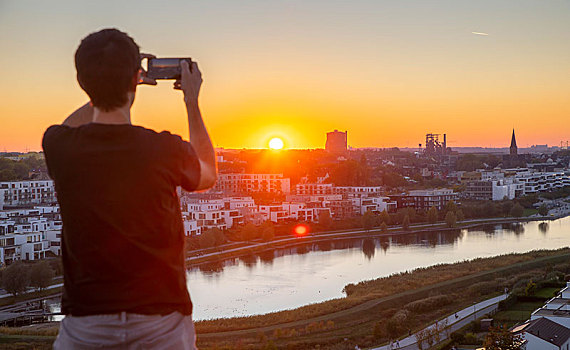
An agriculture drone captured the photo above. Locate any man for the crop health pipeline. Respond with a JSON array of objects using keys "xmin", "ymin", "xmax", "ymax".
[{"xmin": 42, "ymin": 28, "xmax": 216, "ymax": 349}]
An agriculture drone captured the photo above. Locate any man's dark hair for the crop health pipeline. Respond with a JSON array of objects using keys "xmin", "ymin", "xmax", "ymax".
[{"xmin": 75, "ymin": 28, "xmax": 140, "ymax": 111}]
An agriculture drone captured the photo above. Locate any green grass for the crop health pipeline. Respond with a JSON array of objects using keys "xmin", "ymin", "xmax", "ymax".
[
  {"xmin": 534, "ymin": 288, "xmax": 560, "ymax": 299},
  {"xmin": 523, "ymin": 209, "xmax": 538, "ymax": 217},
  {"xmin": 494, "ymin": 301, "xmax": 543, "ymax": 327}
]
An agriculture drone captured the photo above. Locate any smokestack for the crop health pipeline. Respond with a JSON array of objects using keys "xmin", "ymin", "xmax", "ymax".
[{"xmin": 443, "ymin": 134, "xmax": 447, "ymax": 154}]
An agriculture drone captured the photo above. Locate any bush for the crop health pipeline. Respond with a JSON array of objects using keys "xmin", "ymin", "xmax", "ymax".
[
  {"xmin": 510, "ymin": 203, "xmax": 524, "ymax": 217},
  {"xmin": 464, "ymin": 332, "xmax": 479, "ymax": 345},
  {"xmin": 468, "ymin": 281, "xmax": 498, "ymax": 296},
  {"xmin": 386, "ymin": 310, "xmax": 410, "ymax": 338},
  {"xmin": 545, "ymin": 271, "xmax": 565, "ymax": 282},
  {"xmin": 450, "ymin": 331, "xmax": 465, "ymax": 344},
  {"xmin": 525, "ymin": 280, "xmax": 537, "ymax": 296},
  {"xmin": 342, "ymin": 283, "xmax": 356, "ymax": 296},
  {"xmin": 405, "ymin": 295, "xmax": 453, "ymax": 313}
]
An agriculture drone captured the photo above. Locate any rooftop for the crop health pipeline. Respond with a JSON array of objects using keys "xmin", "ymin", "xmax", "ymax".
[{"xmin": 525, "ymin": 317, "xmax": 570, "ymax": 347}]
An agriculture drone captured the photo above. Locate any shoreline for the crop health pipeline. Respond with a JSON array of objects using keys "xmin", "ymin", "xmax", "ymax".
[
  {"xmin": 8, "ymin": 214, "xmax": 565, "ymax": 312},
  {"xmin": 186, "ymin": 213, "xmax": 568, "ymax": 267}
]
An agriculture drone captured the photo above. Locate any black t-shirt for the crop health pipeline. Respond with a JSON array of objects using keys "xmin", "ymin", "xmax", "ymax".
[{"xmin": 42, "ymin": 123, "xmax": 200, "ymax": 316}]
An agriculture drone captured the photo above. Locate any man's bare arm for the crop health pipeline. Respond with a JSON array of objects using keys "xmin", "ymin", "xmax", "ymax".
[
  {"xmin": 179, "ymin": 60, "xmax": 217, "ymax": 190},
  {"xmin": 62, "ymin": 102, "xmax": 93, "ymax": 127}
]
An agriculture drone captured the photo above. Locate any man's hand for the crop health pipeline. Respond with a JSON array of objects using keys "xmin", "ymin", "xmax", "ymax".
[
  {"xmin": 174, "ymin": 60, "xmax": 202, "ymax": 105},
  {"xmin": 139, "ymin": 53, "xmax": 157, "ymax": 86}
]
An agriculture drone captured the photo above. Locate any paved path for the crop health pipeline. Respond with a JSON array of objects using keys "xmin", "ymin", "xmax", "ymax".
[
  {"xmin": 0, "ymin": 283, "xmax": 62, "ymax": 300},
  {"xmin": 369, "ymin": 294, "xmax": 507, "ymax": 350}
]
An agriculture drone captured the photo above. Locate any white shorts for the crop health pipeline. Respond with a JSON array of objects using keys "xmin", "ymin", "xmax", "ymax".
[{"xmin": 53, "ymin": 311, "xmax": 197, "ymax": 350}]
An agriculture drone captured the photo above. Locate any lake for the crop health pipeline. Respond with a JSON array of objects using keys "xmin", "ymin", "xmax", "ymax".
[{"xmin": 187, "ymin": 217, "xmax": 570, "ymax": 320}]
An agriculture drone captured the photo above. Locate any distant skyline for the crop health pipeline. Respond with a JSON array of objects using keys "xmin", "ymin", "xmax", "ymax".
[{"xmin": 1, "ymin": 0, "xmax": 569, "ymax": 151}]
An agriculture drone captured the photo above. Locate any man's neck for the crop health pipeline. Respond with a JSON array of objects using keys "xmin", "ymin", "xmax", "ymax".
[
  {"xmin": 92, "ymin": 93, "xmax": 134, "ymax": 125},
  {"xmin": 92, "ymin": 105, "xmax": 131, "ymax": 125}
]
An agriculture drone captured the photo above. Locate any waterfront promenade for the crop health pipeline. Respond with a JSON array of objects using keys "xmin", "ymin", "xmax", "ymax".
[{"xmin": 370, "ymin": 294, "xmax": 508, "ymax": 350}]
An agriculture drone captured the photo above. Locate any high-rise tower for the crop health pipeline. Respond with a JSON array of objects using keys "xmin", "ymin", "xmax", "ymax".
[
  {"xmin": 325, "ymin": 130, "xmax": 347, "ymax": 153},
  {"xmin": 510, "ymin": 129, "xmax": 518, "ymax": 156}
]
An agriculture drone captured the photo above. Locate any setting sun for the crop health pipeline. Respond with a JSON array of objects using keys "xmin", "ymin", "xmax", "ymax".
[{"xmin": 268, "ymin": 137, "xmax": 284, "ymax": 150}]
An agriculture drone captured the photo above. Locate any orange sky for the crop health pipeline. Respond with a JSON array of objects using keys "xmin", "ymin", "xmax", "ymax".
[{"xmin": 0, "ymin": 1, "xmax": 568, "ymax": 151}]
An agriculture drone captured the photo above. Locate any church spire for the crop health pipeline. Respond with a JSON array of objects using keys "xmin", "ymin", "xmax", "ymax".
[{"xmin": 510, "ymin": 129, "xmax": 518, "ymax": 155}]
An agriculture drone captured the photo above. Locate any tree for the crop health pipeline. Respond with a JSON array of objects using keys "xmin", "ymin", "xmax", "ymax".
[
  {"xmin": 318, "ymin": 211, "xmax": 332, "ymax": 230},
  {"xmin": 209, "ymin": 227, "xmax": 227, "ymax": 246},
  {"xmin": 510, "ymin": 203, "xmax": 524, "ymax": 218},
  {"xmin": 525, "ymin": 280, "xmax": 537, "ymax": 296},
  {"xmin": 538, "ymin": 204, "xmax": 548, "ymax": 216},
  {"xmin": 380, "ymin": 222, "xmax": 388, "ymax": 233},
  {"xmin": 379, "ymin": 210, "xmax": 391, "ymax": 225},
  {"xmin": 445, "ymin": 211, "xmax": 457, "ymax": 228},
  {"xmin": 260, "ymin": 220, "xmax": 275, "ymax": 242},
  {"xmin": 483, "ymin": 325, "xmax": 524, "ymax": 350},
  {"xmin": 402, "ymin": 214, "xmax": 410, "ymax": 230},
  {"xmin": 456, "ymin": 209, "xmax": 465, "ymax": 222},
  {"xmin": 427, "ymin": 206, "xmax": 438, "ymax": 224},
  {"xmin": 241, "ymin": 223, "xmax": 259, "ymax": 241},
  {"xmin": 361, "ymin": 210, "xmax": 376, "ymax": 231},
  {"xmin": 444, "ymin": 200, "xmax": 457, "ymax": 214},
  {"xmin": 29, "ymin": 261, "xmax": 54, "ymax": 291},
  {"xmin": 198, "ymin": 229, "xmax": 216, "ymax": 249},
  {"xmin": 502, "ymin": 201, "xmax": 514, "ymax": 216},
  {"xmin": 2, "ymin": 262, "xmax": 30, "ymax": 296}
]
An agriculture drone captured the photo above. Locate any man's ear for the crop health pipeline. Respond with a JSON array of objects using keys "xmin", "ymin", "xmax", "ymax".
[{"xmin": 130, "ymin": 70, "xmax": 140, "ymax": 91}]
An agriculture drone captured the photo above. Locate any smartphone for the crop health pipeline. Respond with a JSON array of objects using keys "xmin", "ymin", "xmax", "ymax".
[{"xmin": 146, "ymin": 58, "xmax": 192, "ymax": 80}]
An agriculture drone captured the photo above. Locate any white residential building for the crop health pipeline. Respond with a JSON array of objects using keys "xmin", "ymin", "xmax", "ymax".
[
  {"xmin": 0, "ymin": 207, "xmax": 62, "ymax": 265},
  {"xmin": 334, "ymin": 186, "xmax": 384, "ymax": 198},
  {"xmin": 211, "ymin": 173, "xmax": 291, "ymax": 195},
  {"xmin": 0, "ymin": 180, "xmax": 57, "ymax": 207},
  {"xmin": 465, "ymin": 179, "xmax": 517, "ymax": 201},
  {"xmin": 514, "ymin": 171, "xmax": 570, "ymax": 194},
  {"xmin": 182, "ymin": 198, "xmax": 246, "ymax": 236}
]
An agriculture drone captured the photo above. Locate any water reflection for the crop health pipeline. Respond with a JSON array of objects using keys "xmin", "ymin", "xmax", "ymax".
[
  {"xmin": 258, "ymin": 250, "xmax": 275, "ymax": 265},
  {"xmin": 190, "ymin": 229, "xmax": 470, "ymax": 276},
  {"xmin": 187, "ymin": 217, "xmax": 570, "ymax": 320},
  {"xmin": 198, "ymin": 258, "xmax": 226, "ymax": 275},
  {"xmin": 239, "ymin": 254, "xmax": 257, "ymax": 268},
  {"xmin": 362, "ymin": 238, "xmax": 375, "ymax": 260}
]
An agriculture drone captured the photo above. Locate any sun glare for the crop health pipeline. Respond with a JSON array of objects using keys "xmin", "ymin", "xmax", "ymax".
[
  {"xmin": 268, "ymin": 137, "xmax": 284, "ymax": 150},
  {"xmin": 293, "ymin": 224, "xmax": 309, "ymax": 237}
]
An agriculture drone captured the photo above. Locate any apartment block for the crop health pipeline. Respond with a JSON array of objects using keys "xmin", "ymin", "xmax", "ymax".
[
  {"xmin": 0, "ymin": 181, "xmax": 57, "ymax": 208},
  {"xmin": 390, "ymin": 189, "xmax": 458, "ymax": 211},
  {"xmin": 212, "ymin": 174, "xmax": 291, "ymax": 195},
  {"xmin": 0, "ymin": 206, "xmax": 62, "ymax": 265}
]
